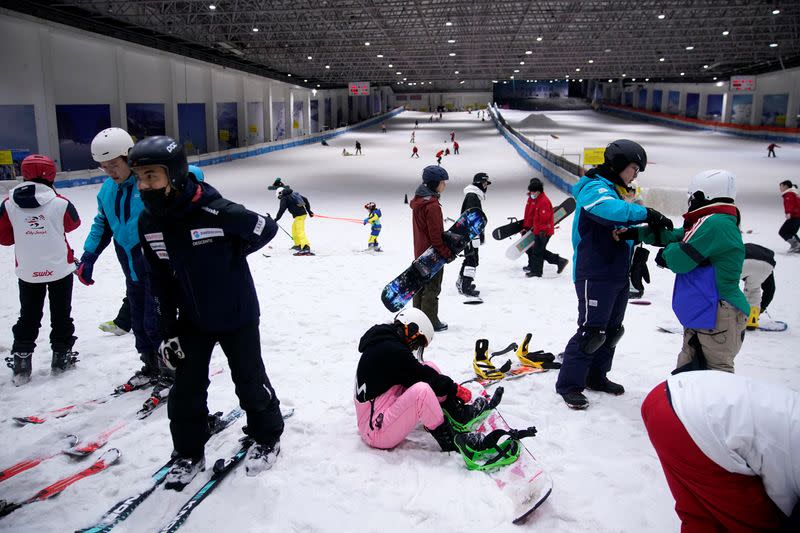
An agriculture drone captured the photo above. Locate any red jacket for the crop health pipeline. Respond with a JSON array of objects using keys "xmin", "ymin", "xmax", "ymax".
[
  {"xmin": 523, "ymin": 192, "xmax": 554, "ymax": 236},
  {"xmin": 409, "ymin": 192, "xmax": 451, "ymax": 259},
  {"xmin": 436, "ymin": 150, "xmax": 444, "ymax": 158},
  {"xmin": 783, "ymin": 188, "xmax": 800, "ymax": 218}
]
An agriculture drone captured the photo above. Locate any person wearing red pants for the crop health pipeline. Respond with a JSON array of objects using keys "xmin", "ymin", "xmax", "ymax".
[
  {"xmin": 641, "ymin": 371, "xmax": 799, "ymax": 532},
  {"xmin": 354, "ymin": 308, "xmax": 500, "ymax": 451}
]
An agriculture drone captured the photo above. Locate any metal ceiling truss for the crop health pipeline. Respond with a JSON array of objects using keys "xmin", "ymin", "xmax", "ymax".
[{"xmin": 3, "ymin": 0, "xmax": 799, "ymax": 91}]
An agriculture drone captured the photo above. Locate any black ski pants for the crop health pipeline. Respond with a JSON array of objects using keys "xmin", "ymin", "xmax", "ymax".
[
  {"xmin": 526, "ymin": 233, "xmax": 561, "ymax": 276},
  {"xmin": 778, "ymin": 217, "xmax": 800, "ymax": 241},
  {"xmin": 113, "ymin": 296, "xmax": 131, "ymax": 332},
  {"xmin": 12, "ymin": 274, "xmax": 76, "ymax": 353},
  {"xmin": 168, "ymin": 321, "xmax": 284, "ymax": 458}
]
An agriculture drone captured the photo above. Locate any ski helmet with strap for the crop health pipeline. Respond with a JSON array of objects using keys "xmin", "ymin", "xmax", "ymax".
[
  {"xmin": 604, "ymin": 139, "xmax": 647, "ymax": 173},
  {"xmin": 91, "ymin": 128, "xmax": 134, "ymax": 163},
  {"xmin": 394, "ymin": 308, "xmax": 434, "ymax": 352},
  {"xmin": 364, "ymin": 202, "xmax": 376, "ymax": 210},
  {"xmin": 128, "ymin": 136, "xmax": 189, "ymax": 190},
  {"xmin": 688, "ymin": 169, "xmax": 736, "ymax": 208}
]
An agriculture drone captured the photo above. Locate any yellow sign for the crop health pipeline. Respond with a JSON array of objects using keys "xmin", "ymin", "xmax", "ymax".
[
  {"xmin": 583, "ymin": 147, "xmax": 605, "ymax": 166},
  {"xmin": 248, "ymin": 125, "xmax": 258, "ymax": 134},
  {"xmin": 292, "ymin": 120, "xmax": 299, "ymax": 129},
  {"xmin": 0, "ymin": 150, "xmax": 12, "ymax": 165},
  {"xmin": 218, "ymin": 130, "xmax": 230, "ymax": 142}
]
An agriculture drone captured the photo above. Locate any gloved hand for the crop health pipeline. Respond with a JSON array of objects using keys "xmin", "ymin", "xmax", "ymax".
[
  {"xmin": 158, "ymin": 337, "xmax": 186, "ymax": 371},
  {"xmin": 630, "ymin": 246, "xmax": 651, "ymax": 292},
  {"xmin": 75, "ymin": 251, "xmax": 98, "ymax": 286},
  {"xmin": 363, "ymin": 219, "xmax": 368, "ymax": 225},
  {"xmin": 646, "ymin": 208, "xmax": 674, "ymax": 233},
  {"xmin": 655, "ymin": 248, "xmax": 668, "ymax": 269},
  {"xmin": 455, "ymin": 385, "xmax": 472, "ymax": 403},
  {"xmin": 308, "ymin": 212, "xmax": 314, "ymax": 218},
  {"xmin": 613, "ymin": 227, "xmax": 640, "ymax": 242}
]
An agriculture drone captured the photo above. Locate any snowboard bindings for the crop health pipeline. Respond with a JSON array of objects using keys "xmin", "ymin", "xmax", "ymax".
[
  {"xmin": 516, "ymin": 333, "xmax": 561, "ymax": 370},
  {"xmin": 454, "ymin": 427, "xmax": 538, "ymax": 472}
]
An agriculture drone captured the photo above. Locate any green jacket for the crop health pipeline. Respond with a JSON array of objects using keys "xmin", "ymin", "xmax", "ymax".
[{"xmin": 639, "ymin": 213, "xmax": 748, "ymax": 316}]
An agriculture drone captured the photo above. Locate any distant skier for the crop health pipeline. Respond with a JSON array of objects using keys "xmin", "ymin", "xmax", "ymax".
[
  {"xmin": 450, "ymin": 131, "xmax": 455, "ymax": 142},
  {"xmin": 435, "ymin": 149, "xmax": 444, "ymax": 165},
  {"xmin": 453, "ymin": 140, "xmax": 459, "ymax": 154},
  {"xmin": 522, "ymin": 178, "xmax": 569, "ymax": 278},
  {"xmin": 275, "ymin": 186, "xmax": 314, "ymax": 254},
  {"xmin": 767, "ymin": 143, "xmax": 780, "ymax": 157},
  {"xmin": 354, "ymin": 308, "xmax": 501, "ymax": 452},
  {"xmin": 741, "ymin": 243, "xmax": 776, "ymax": 331},
  {"xmin": 456, "ymin": 173, "xmax": 491, "ymax": 298},
  {"xmin": 414, "ymin": 119, "xmax": 419, "ymax": 129},
  {"xmin": 131, "ymin": 136, "xmax": 285, "ymax": 483},
  {"xmin": 410, "ymin": 131, "xmax": 415, "ymax": 143},
  {"xmin": 444, "ymin": 147, "xmax": 450, "ymax": 156},
  {"xmin": 363, "ymin": 201, "xmax": 382, "ymax": 251},
  {"xmin": 642, "ymin": 371, "xmax": 800, "ymax": 532},
  {"xmin": 0, "ymin": 155, "xmax": 81, "ymax": 385},
  {"xmin": 411, "ymin": 146, "xmax": 419, "ymax": 158},
  {"xmin": 320, "ymin": 139, "xmax": 329, "ymax": 146},
  {"xmin": 381, "ymin": 123, "xmax": 387, "ymax": 134},
  {"xmin": 779, "ymin": 179, "xmax": 800, "ymax": 253},
  {"xmin": 342, "ymin": 148, "xmax": 352, "ymax": 156},
  {"xmin": 355, "ymin": 141, "xmax": 362, "ymax": 155}
]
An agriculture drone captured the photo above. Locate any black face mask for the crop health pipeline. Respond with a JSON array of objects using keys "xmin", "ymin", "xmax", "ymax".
[{"xmin": 140, "ymin": 187, "xmax": 173, "ymax": 215}]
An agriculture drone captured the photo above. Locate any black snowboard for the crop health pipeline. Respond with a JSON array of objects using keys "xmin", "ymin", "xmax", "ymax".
[{"xmin": 492, "ymin": 197, "xmax": 576, "ymax": 240}]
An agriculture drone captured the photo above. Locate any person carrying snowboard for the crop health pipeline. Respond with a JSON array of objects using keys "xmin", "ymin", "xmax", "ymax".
[
  {"xmin": 275, "ymin": 186, "xmax": 314, "ymax": 254},
  {"xmin": 131, "ymin": 135, "xmax": 285, "ymax": 484},
  {"xmin": 456, "ymin": 173, "xmax": 491, "ymax": 298},
  {"xmin": 0, "ymin": 155, "xmax": 81, "ymax": 385},
  {"xmin": 354, "ymin": 308, "xmax": 502, "ymax": 452},
  {"xmin": 555, "ymin": 139, "xmax": 672, "ymax": 409},
  {"xmin": 363, "ymin": 201, "xmax": 382, "ymax": 251},
  {"xmin": 779, "ymin": 179, "xmax": 800, "ymax": 253},
  {"xmin": 522, "ymin": 178, "xmax": 569, "ymax": 278},
  {"xmin": 410, "ymin": 165, "xmax": 451, "ymax": 332}
]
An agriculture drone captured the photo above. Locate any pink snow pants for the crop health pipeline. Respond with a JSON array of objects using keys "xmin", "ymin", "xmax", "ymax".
[{"xmin": 355, "ymin": 362, "xmax": 447, "ymax": 449}]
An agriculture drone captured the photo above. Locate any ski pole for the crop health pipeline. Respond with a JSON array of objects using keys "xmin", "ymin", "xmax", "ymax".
[
  {"xmin": 312, "ymin": 214, "xmax": 363, "ymax": 224},
  {"xmin": 277, "ymin": 223, "xmax": 292, "ymax": 239}
]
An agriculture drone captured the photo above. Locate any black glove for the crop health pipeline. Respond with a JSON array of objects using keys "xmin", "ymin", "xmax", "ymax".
[
  {"xmin": 646, "ymin": 208, "xmax": 674, "ymax": 233},
  {"xmin": 654, "ymin": 248, "xmax": 668, "ymax": 269},
  {"xmin": 158, "ymin": 337, "xmax": 186, "ymax": 370},
  {"xmin": 615, "ymin": 228, "xmax": 640, "ymax": 242},
  {"xmin": 630, "ymin": 246, "xmax": 651, "ymax": 291}
]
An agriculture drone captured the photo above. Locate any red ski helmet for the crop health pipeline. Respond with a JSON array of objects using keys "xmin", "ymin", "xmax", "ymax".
[{"xmin": 21, "ymin": 154, "xmax": 57, "ymax": 184}]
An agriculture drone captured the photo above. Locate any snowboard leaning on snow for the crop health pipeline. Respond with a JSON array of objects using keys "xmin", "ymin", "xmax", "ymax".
[
  {"xmin": 505, "ymin": 198, "xmax": 576, "ymax": 260},
  {"xmin": 381, "ymin": 208, "xmax": 487, "ymax": 312},
  {"xmin": 657, "ymin": 319, "xmax": 788, "ymax": 334}
]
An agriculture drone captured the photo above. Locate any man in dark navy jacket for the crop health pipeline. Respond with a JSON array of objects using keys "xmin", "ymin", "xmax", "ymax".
[{"xmin": 130, "ymin": 136, "xmax": 285, "ymax": 487}]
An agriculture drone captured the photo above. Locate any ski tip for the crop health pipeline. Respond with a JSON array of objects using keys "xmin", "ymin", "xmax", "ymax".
[
  {"xmin": 13, "ymin": 416, "xmax": 45, "ymax": 425},
  {"xmin": 99, "ymin": 448, "xmax": 122, "ymax": 465}
]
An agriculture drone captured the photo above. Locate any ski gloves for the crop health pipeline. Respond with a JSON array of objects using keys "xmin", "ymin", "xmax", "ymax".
[
  {"xmin": 75, "ymin": 251, "xmax": 98, "ymax": 286},
  {"xmin": 159, "ymin": 337, "xmax": 186, "ymax": 370},
  {"xmin": 630, "ymin": 247, "xmax": 650, "ymax": 292},
  {"xmin": 455, "ymin": 384, "xmax": 472, "ymax": 403},
  {"xmin": 646, "ymin": 207, "xmax": 674, "ymax": 235}
]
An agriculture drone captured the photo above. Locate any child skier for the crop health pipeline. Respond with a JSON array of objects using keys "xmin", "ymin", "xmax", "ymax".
[
  {"xmin": 363, "ymin": 202, "xmax": 382, "ymax": 251},
  {"xmin": 354, "ymin": 308, "xmax": 503, "ymax": 453},
  {"xmin": 457, "ymin": 173, "xmax": 491, "ymax": 298},
  {"xmin": 522, "ymin": 178, "xmax": 569, "ymax": 278},
  {"xmin": 453, "ymin": 140, "xmax": 460, "ymax": 154},
  {"xmin": 275, "ymin": 186, "xmax": 314, "ymax": 254},
  {"xmin": 0, "ymin": 155, "xmax": 81, "ymax": 385},
  {"xmin": 411, "ymin": 146, "xmax": 419, "ymax": 158},
  {"xmin": 741, "ymin": 243, "xmax": 776, "ymax": 330},
  {"xmin": 779, "ymin": 179, "xmax": 800, "ymax": 253}
]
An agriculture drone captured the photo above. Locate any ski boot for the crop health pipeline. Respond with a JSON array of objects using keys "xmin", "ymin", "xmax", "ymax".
[
  {"xmin": 473, "ymin": 339, "xmax": 509, "ymax": 380},
  {"xmin": 585, "ymin": 376, "xmax": 625, "ymax": 395},
  {"xmin": 560, "ymin": 391, "xmax": 589, "ymax": 410},
  {"xmin": 98, "ymin": 320, "xmax": 128, "ymax": 336},
  {"xmin": 454, "ymin": 427, "xmax": 537, "ymax": 471},
  {"xmin": 516, "ymin": 333, "xmax": 560, "ymax": 369},
  {"xmin": 746, "ymin": 306, "xmax": 760, "ymax": 331},
  {"xmin": 788, "ymin": 236, "xmax": 800, "ymax": 254},
  {"xmin": 244, "ymin": 438, "xmax": 281, "ymax": 476},
  {"xmin": 141, "ymin": 374, "xmax": 173, "ymax": 413},
  {"xmin": 427, "ymin": 420, "xmax": 460, "ymax": 451},
  {"xmin": 456, "ymin": 276, "xmax": 480, "ymax": 298},
  {"xmin": 6, "ymin": 352, "xmax": 32, "ymax": 386},
  {"xmin": 433, "ymin": 321, "xmax": 448, "ymax": 332},
  {"xmin": 51, "ymin": 350, "xmax": 79, "ymax": 374},
  {"xmin": 290, "ymin": 245, "xmax": 301, "ymax": 251},
  {"xmin": 116, "ymin": 353, "xmax": 159, "ymax": 394},
  {"xmin": 443, "ymin": 386, "xmax": 504, "ymax": 433},
  {"xmin": 556, "ymin": 257, "xmax": 570, "ymax": 274},
  {"xmin": 164, "ymin": 455, "xmax": 205, "ymax": 491}
]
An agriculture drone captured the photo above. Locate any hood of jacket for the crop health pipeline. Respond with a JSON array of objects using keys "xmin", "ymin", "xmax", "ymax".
[
  {"xmin": 463, "ymin": 184, "xmax": 486, "ymax": 201},
  {"xmin": 11, "ymin": 181, "xmax": 56, "ymax": 209},
  {"xmin": 412, "ymin": 182, "xmax": 439, "ymax": 200},
  {"xmin": 358, "ymin": 323, "xmax": 404, "ymax": 353}
]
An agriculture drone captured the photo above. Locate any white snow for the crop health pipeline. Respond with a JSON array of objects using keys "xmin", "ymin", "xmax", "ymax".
[{"xmin": 0, "ymin": 110, "xmax": 798, "ymax": 533}]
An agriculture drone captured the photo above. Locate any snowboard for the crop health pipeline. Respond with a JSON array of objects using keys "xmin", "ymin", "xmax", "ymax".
[
  {"xmin": 471, "ymin": 387, "xmax": 553, "ymax": 524},
  {"xmin": 658, "ymin": 320, "xmax": 787, "ymax": 334},
  {"xmin": 493, "ymin": 197, "xmax": 576, "ymax": 241},
  {"xmin": 381, "ymin": 208, "xmax": 487, "ymax": 312},
  {"xmin": 504, "ymin": 197, "xmax": 577, "ymax": 260}
]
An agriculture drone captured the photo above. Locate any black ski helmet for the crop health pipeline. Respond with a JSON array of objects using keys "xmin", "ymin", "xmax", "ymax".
[
  {"xmin": 472, "ymin": 172, "xmax": 492, "ymax": 186},
  {"xmin": 129, "ymin": 136, "xmax": 189, "ymax": 190},
  {"xmin": 528, "ymin": 177, "xmax": 543, "ymax": 193},
  {"xmin": 604, "ymin": 139, "xmax": 647, "ymax": 174}
]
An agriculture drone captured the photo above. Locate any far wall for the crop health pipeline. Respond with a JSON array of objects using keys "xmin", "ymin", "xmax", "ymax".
[{"xmin": 392, "ymin": 92, "xmax": 492, "ymax": 112}]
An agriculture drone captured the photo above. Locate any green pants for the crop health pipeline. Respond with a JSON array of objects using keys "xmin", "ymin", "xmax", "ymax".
[{"xmin": 412, "ymin": 269, "xmax": 443, "ymax": 326}]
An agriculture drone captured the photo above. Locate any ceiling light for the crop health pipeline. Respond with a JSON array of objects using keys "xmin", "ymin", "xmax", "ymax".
[
  {"xmin": 317, "ymin": 84, "xmax": 320, "ymax": 87},
  {"xmin": 403, "ymin": 77, "xmax": 407, "ymax": 81},
  {"xmin": 503, "ymin": 81, "xmax": 507, "ymax": 84},
  {"xmin": 703, "ymin": 64, "xmax": 709, "ymax": 69},
  {"xmin": 388, "ymin": 64, "xmax": 393, "ymax": 67},
  {"xmin": 492, "ymin": 80, "xmax": 498, "ymax": 83},
  {"xmin": 525, "ymin": 50, "xmax": 532, "ymax": 55},
  {"xmin": 534, "ymin": 79, "xmax": 538, "ymax": 82},
  {"xmin": 722, "ymin": 30, "xmax": 729, "ymax": 35},
  {"xmin": 514, "ymin": 69, "xmax": 520, "ymax": 73},
  {"xmin": 459, "ymin": 80, "xmax": 465, "ymax": 84},
  {"xmin": 325, "ymin": 65, "xmax": 330, "ymax": 69},
  {"xmin": 510, "ymin": 75, "xmax": 515, "ymax": 79},
  {"xmin": 287, "ymin": 73, "xmax": 291, "ymax": 77},
  {"xmin": 208, "ymin": 4, "xmax": 216, "ymax": 10},
  {"xmin": 631, "ymin": 78, "xmax": 636, "ymax": 81},
  {"xmin": 377, "ymin": 54, "xmax": 383, "ymax": 58},
  {"xmin": 769, "ymin": 43, "xmax": 778, "ymax": 47},
  {"xmin": 449, "ymin": 52, "xmax": 456, "ymax": 56},
  {"xmin": 588, "ymin": 59, "xmax": 594, "ymax": 63},
  {"xmin": 454, "ymin": 70, "xmax": 459, "ymax": 74},
  {"xmin": 304, "ymin": 79, "xmax": 307, "ymax": 82},
  {"xmin": 252, "ymin": 27, "xmax": 259, "ymax": 32},
  {"xmin": 716, "ymin": 81, "xmax": 724, "ymax": 86},
  {"xmin": 579, "ymin": 78, "xmax": 583, "ymax": 82},
  {"xmin": 645, "ymin": 78, "xmax": 649, "ymax": 81},
  {"xmin": 772, "ymin": 9, "xmax": 780, "ymax": 15},
  {"xmin": 622, "ymin": 73, "xmax": 627, "ymax": 77},
  {"xmin": 680, "ymin": 72, "xmax": 685, "ymax": 76},
  {"xmin": 536, "ymin": 36, "xmax": 543, "ymax": 41},
  {"xmin": 448, "ymin": 39, "xmax": 455, "ymax": 43},
  {"xmin": 604, "ymin": 48, "xmax": 611, "ymax": 52},
  {"xmin": 659, "ymin": 57, "xmax": 665, "ymax": 61},
  {"xmin": 575, "ymin": 68, "xmax": 580, "ymax": 72},
  {"xmin": 396, "ymin": 71, "xmax": 401, "ymax": 74},
  {"xmin": 520, "ymin": 61, "xmax": 525, "ymax": 65},
  {"xmin": 685, "ymin": 46, "xmax": 694, "ymax": 50},
  {"xmin": 608, "ymin": 79, "xmax": 613, "ymax": 82},
  {"xmin": 713, "ymin": 76, "xmax": 717, "ymax": 80},
  {"xmin": 565, "ymin": 74, "xmax": 570, "ymax": 78},
  {"xmin": 445, "ymin": 21, "xmax": 453, "ymax": 26},
  {"xmin": 307, "ymin": 56, "xmax": 312, "ymax": 60}
]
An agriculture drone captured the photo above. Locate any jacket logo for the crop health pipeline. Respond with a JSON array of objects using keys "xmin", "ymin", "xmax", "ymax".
[
  {"xmin": 201, "ymin": 206, "xmax": 219, "ymax": 215},
  {"xmin": 166, "ymin": 142, "xmax": 179, "ymax": 153},
  {"xmin": 253, "ymin": 215, "xmax": 265, "ymax": 235},
  {"xmin": 25, "ymin": 215, "xmax": 45, "ymax": 229},
  {"xmin": 156, "ymin": 250, "xmax": 170, "ymax": 260},
  {"xmin": 145, "ymin": 232, "xmax": 164, "ymax": 242},
  {"xmin": 149, "ymin": 241, "xmax": 166, "ymax": 251},
  {"xmin": 32, "ymin": 270, "xmax": 54, "ymax": 277},
  {"xmin": 191, "ymin": 228, "xmax": 224, "ymax": 240}
]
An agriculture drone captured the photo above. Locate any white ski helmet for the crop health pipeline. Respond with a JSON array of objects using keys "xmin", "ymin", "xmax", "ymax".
[
  {"xmin": 91, "ymin": 128, "xmax": 135, "ymax": 163},
  {"xmin": 394, "ymin": 307, "xmax": 434, "ymax": 348},
  {"xmin": 688, "ymin": 169, "xmax": 736, "ymax": 201},
  {"xmin": 275, "ymin": 187, "xmax": 285, "ymax": 199}
]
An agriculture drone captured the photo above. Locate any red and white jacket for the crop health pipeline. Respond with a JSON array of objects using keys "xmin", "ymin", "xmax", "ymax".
[
  {"xmin": 523, "ymin": 191, "xmax": 555, "ymax": 236},
  {"xmin": 782, "ymin": 187, "xmax": 800, "ymax": 219},
  {"xmin": 0, "ymin": 182, "xmax": 80, "ymax": 283}
]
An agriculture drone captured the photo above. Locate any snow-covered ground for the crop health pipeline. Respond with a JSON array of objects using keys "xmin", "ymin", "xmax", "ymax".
[{"xmin": 0, "ymin": 110, "xmax": 797, "ymax": 532}]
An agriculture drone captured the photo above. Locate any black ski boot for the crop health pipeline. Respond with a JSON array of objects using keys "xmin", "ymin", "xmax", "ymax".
[
  {"xmin": 427, "ymin": 420, "xmax": 459, "ymax": 452},
  {"xmin": 118, "ymin": 352, "xmax": 159, "ymax": 393},
  {"xmin": 456, "ymin": 276, "xmax": 480, "ymax": 297},
  {"xmin": 586, "ymin": 376, "xmax": 625, "ymax": 395},
  {"xmin": 556, "ymin": 257, "xmax": 570, "ymax": 274},
  {"xmin": 6, "ymin": 352, "xmax": 32, "ymax": 386},
  {"xmin": 442, "ymin": 387, "xmax": 504, "ymax": 432},
  {"xmin": 561, "ymin": 391, "xmax": 589, "ymax": 410},
  {"xmin": 51, "ymin": 350, "xmax": 79, "ymax": 374}
]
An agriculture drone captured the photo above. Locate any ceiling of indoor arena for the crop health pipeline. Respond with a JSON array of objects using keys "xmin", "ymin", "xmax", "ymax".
[{"xmin": 5, "ymin": 0, "xmax": 800, "ymax": 89}]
